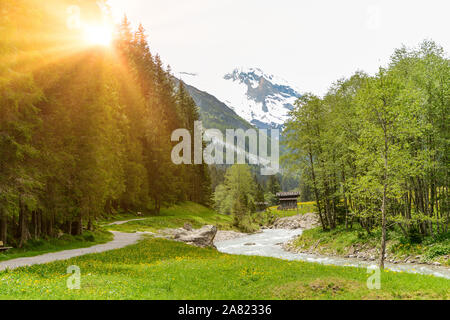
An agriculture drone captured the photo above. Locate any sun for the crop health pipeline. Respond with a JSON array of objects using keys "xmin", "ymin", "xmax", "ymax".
[{"xmin": 84, "ymin": 25, "xmax": 113, "ymax": 46}]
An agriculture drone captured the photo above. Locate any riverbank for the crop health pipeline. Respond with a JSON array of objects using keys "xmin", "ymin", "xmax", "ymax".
[
  {"xmin": 215, "ymin": 228, "xmax": 450, "ymax": 279},
  {"xmin": 284, "ymin": 225, "xmax": 449, "ymax": 267}
]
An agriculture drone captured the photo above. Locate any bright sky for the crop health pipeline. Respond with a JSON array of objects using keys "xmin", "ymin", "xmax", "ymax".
[{"xmin": 107, "ymin": 0, "xmax": 449, "ymax": 95}]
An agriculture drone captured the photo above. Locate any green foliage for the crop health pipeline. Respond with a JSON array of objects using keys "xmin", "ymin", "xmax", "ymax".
[
  {"xmin": 425, "ymin": 244, "xmax": 450, "ymax": 260},
  {"xmin": 268, "ymin": 201, "xmax": 318, "ymax": 218},
  {"xmin": 293, "ymin": 225, "xmax": 449, "ymax": 266},
  {"xmin": 266, "ymin": 175, "xmax": 281, "ymax": 195},
  {"xmin": 264, "ymin": 192, "xmax": 278, "ymax": 207},
  {"xmin": 283, "ymin": 41, "xmax": 449, "ymax": 242},
  {"xmin": 213, "ymin": 165, "xmax": 257, "ymax": 230},
  {"xmin": 264, "ymin": 175, "xmax": 281, "ymax": 206}
]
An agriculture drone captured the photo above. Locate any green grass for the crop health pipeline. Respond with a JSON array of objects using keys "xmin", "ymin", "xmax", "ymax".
[
  {"xmin": 98, "ymin": 212, "xmax": 146, "ymax": 224},
  {"xmin": 294, "ymin": 225, "xmax": 378, "ymax": 253},
  {"xmin": 0, "ymin": 202, "xmax": 231, "ymax": 263},
  {"xmin": 0, "ymin": 238, "xmax": 448, "ymax": 300},
  {"xmin": 268, "ymin": 202, "xmax": 317, "ymax": 218},
  {"xmin": 292, "ymin": 225, "xmax": 450, "ymax": 266},
  {"xmin": 0, "ymin": 230, "xmax": 113, "ymax": 262},
  {"xmin": 106, "ymin": 202, "xmax": 235, "ymax": 233}
]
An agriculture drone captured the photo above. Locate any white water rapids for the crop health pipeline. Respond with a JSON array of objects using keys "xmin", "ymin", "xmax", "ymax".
[{"xmin": 215, "ymin": 229, "xmax": 450, "ymax": 279}]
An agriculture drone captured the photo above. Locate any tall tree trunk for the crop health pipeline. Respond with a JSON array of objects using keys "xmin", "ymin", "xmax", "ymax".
[
  {"xmin": 380, "ymin": 182, "xmax": 387, "ymax": 270},
  {"xmin": 18, "ymin": 194, "xmax": 28, "ymax": 248},
  {"xmin": 105, "ymin": 198, "xmax": 112, "ymax": 216},
  {"xmin": 31, "ymin": 211, "xmax": 38, "ymax": 239},
  {"xmin": 48, "ymin": 215, "xmax": 53, "ymax": 237},
  {"xmin": 67, "ymin": 219, "xmax": 72, "ymax": 235},
  {"xmin": 73, "ymin": 212, "xmax": 83, "ymax": 235},
  {"xmin": 42, "ymin": 216, "xmax": 47, "ymax": 237},
  {"xmin": 341, "ymin": 168, "xmax": 350, "ymax": 230},
  {"xmin": 379, "ymin": 129, "xmax": 389, "ymax": 270},
  {"xmin": 309, "ymin": 152, "xmax": 327, "ymax": 230},
  {"xmin": 87, "ymin": 213, "xmax": 93, "ymax": 231},
  {"xmin": 37, "ymin": 210, "xmax": 42, "ymax": 238},
  {"xmin": 0, "ymin": 207, "xmax": 7, "ymax": 245}
]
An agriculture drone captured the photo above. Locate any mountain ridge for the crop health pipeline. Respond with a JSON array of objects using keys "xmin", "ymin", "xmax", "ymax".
[
  {"xmin": 177, "ymin": 67, "xmax": 302, "ymax": 129},
  {"xmin": 180, "ymin": 81, "xmax": 255, "ymax": 132}
]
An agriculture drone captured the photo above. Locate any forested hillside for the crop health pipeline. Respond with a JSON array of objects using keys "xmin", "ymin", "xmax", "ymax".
[
  {"xmin": 284, "ymin": 41, "xmax": 449, "ymax": 268},
  {"xmin": 180, "ymin": 81, "xmax": 255, "ymax": 132},
  {"xmin": 0, "ymin": 0, "xmax": 211, "ymax": 248}
]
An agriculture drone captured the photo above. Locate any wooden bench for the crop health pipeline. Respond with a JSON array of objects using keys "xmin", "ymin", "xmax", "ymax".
[{"xmin": 0, "ymin": 241, "xmax": 13, "ymax": 252}]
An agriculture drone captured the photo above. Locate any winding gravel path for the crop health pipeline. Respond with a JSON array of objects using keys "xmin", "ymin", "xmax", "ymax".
[
  {"xmin": 105, "ymin": 218, "xmax": 147, "ymax": 226},
  {"xmin": 0, "ymin": 231, "xmax": 143, "ymax": 272}
]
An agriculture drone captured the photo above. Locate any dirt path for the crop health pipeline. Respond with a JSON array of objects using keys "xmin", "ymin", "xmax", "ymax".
[
  {"xmin": 0, "ymin": 231, "xmax": 143, "ymax": 272},
  {"xmin": 105, "ymin": 218, "xmax": 147, "ymax": 226}
]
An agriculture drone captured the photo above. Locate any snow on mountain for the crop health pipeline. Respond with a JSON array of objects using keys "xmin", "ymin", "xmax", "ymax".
[{"xmin": 177, "ymin": 67, "xmax": 301, "ymax": 129}]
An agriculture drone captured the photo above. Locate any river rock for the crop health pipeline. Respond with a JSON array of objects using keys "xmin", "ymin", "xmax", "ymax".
[
  {"xmin": 175, "ymin": 225, "xmax": 218, "ymax": 248},
  {"xmin": 270, "ymin": 213, "xmax": 320, "ymax": 230},
  {"xmin": 158, "ymin": 225, "xmax": 218, "ymax": 248}
]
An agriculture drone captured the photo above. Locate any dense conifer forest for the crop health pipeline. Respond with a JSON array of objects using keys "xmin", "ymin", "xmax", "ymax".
[{"xmin": 0, "ymin": 0, "xmax": 211, "ymax": 247}]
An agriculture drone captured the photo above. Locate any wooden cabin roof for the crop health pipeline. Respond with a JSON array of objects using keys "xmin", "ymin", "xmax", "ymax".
[{"xmin": 276, "ymin": 192, "xmax": 300, "ymax": 198}]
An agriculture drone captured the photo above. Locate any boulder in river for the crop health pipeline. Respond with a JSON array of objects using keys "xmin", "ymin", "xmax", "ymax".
[{"xmin": 171, "ymin": 225, "xmax": 218, "ymax": 248}]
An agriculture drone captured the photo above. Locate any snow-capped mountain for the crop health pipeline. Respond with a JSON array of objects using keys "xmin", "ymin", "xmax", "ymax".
[{"xmin": 177, "ymin": 67, "xmax": 301, "ymax": 129}]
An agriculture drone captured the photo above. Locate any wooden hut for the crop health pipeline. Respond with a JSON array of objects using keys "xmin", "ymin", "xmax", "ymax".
[{"xmin": 276, "ymin": 192, "xmax": 300, "ymax": 211}]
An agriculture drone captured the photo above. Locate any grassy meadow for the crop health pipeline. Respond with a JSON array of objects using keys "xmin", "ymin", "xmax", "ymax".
[
  {"xmin": 1, "ymin": 202, "xmax": 448, "ymax": 301},
  {"xmin": 0, "ymin": 237, "xmax": 448, "ymax": 300},
  {"xmin": 267, "ymin": 202, "xmax": 317, "ymax": 218},
  {"xmin": 105, "ymin": 202, "xmax": 235, "ymax": 233}
]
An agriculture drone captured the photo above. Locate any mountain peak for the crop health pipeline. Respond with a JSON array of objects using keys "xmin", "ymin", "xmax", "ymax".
[
  {"xmin": 177, "ymin": 67, "xmax": 302, "ymax": 129},
  {"xmin": 225, "ymin": 67, "xmax": 294, "ymax": 89}
]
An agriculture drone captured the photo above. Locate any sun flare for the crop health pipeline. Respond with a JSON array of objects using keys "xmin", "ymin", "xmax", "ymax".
[{"xmin": 84, "ymin": 25, "xmax": 113, "ymax": 46}]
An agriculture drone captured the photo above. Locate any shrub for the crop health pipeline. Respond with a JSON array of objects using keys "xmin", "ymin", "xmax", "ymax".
[
  {"xmin": 425, "ymin": 244, "xmax": 450, "ymax": 260},
  {"xmin": 83, "ymin": 233, "xmax": 96, "ymax": 242}
]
